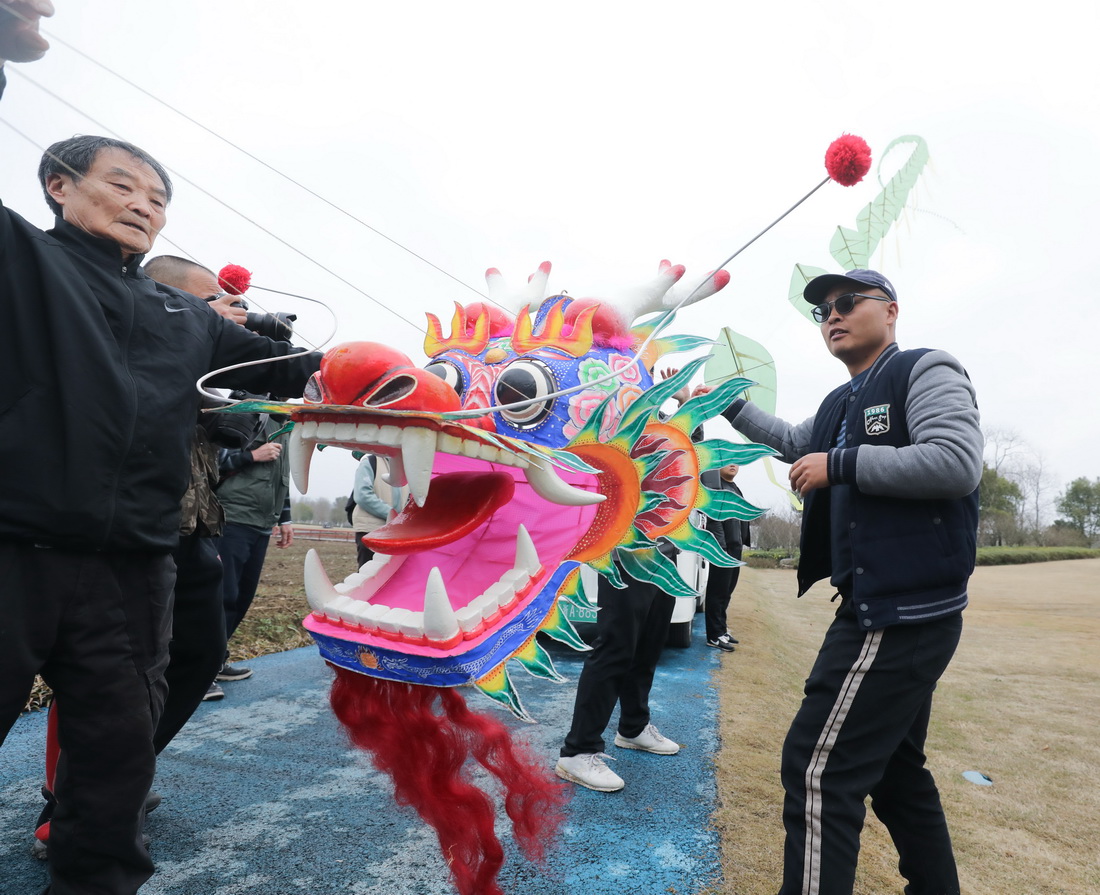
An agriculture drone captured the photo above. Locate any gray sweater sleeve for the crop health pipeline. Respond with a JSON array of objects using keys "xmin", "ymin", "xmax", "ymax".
[
  {"xmin": 723, "ymin": 349, "xmax": 983, "ymax": 500},
  {"xmin": 835, "ymin": 350, "xmax": 983, "ymax": 499},
  {"xmin": 722, "ymin": 400, "xmax": 816, "ymax": 464}
]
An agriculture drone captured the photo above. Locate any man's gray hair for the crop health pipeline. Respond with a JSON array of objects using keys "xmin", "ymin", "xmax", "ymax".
[{"xmin": 38, "ymin": 135, "xmax": 174, "ymax": 216}]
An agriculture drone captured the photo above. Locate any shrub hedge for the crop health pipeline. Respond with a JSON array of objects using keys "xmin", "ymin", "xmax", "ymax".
[
  {"xmin": 743, "ymin": 546, "xmax": 1100, "ymax": 569},
  {"xmin": 974, "ymin": 547, "xmax": 1100, "ymax": 565}
]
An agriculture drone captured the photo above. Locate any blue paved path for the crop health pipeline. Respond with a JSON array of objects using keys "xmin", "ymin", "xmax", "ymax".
[{"xmin": 1, "ymin": 617, "xmax": 721, "ymax": 894}]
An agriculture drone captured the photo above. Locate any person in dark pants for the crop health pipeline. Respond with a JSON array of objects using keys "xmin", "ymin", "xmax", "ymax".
[
  {"xmin": 351, "ymin": 453, "xmax": 397, "ymax": 569},
  {"xmin": 214, "ymin": 415, "xmax": 294, "ymax": 683},
  {"xmin": 695, "ymin": 268, "xmax": 981, "ymax": 895},
  {"xmin": 701, "ymin": 464, "xmax": 751, "ymax": 651},
  {"xmin": 555, "ymin": 567, "xmax": 680, "ymax": 792},
  {"xmin": 0, "ymin": 11, "xmax": 321, "ymax": 892},
  {"xmin": 143, "ymin": 255, "xmax": 252, "ymax": 705}
]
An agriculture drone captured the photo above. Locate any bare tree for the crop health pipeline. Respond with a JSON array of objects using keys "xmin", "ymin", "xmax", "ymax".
[
  {"xmin": 1017, "ymin": 452, "xmax": 1055, "ymax": 543},
  {"xmin": 982, "ymin": 427, "xmax": 1059, "ymax": 545},
  {"xmin": 983, "ymin": 426, "xmax": 1030, "ymax": 476}
]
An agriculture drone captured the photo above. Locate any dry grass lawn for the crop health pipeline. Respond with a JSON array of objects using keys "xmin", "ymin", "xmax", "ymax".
[{"xmin": 710, "ymin": 559, "xmax": 1100, "ymax": 895}]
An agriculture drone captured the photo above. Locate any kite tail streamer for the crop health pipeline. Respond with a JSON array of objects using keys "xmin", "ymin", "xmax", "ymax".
[{"xmin": 328, "ymin": 666, "xmax": 566, "ymax": 895}]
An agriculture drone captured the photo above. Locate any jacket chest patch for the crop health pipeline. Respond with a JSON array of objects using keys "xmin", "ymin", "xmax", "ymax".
[{"xmin": 863, "ymin": 403, "xmax": 891, "ymax": 435}]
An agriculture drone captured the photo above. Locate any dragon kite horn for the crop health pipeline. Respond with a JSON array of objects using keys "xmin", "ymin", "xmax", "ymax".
[{"xmin": 485, "ymin": 260, "xmax": 553, "ymax": 311}]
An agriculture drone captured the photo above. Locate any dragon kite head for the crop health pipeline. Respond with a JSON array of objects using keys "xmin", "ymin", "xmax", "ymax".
[
  {"xmin": 223, "ymin": 261, "xmax": 773, "ymax": 895},
  {"xmin": 286, "ymin": 260, "xmax": 772, "ymax": 716}
]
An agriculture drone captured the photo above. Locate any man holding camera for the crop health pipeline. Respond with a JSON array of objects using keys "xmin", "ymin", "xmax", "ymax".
[
  {"xmin": 0, "ymin": 6, "xmax": 321, "ymax": 893},
  {"xmin": 142, "ymin": 257, "xmax": 297, "ymax": 695}
]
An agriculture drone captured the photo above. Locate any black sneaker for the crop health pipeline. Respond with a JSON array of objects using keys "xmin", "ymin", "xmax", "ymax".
[
  {"xmin": 145, "ymin": 791, "xmax": 162, "ymax": 813},
  {"xmin": 724, "ymin": 632, "xmax": 740, "ymax": 644},
  {"xmin": 203, "ymin": 682, "xmax": 225, "ymax": 701},
  {"xmin": 216, "ymin": 663, "xmax": 253, "ymax": 682},
  {"xmin": 706, "ymin": 635, "xmax": 735, "ymax": 652}
]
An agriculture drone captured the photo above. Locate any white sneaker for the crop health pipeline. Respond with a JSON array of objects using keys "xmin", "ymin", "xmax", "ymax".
[
  {"xmin": 555, "ymin": 753, "xmax": 625, "ymax": 792},
  {"xmin": 614, "ymin": 723, "xmax": 680, "ymax": 755}
]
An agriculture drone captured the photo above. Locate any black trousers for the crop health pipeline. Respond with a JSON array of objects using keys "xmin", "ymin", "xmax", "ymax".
[
  {"xmin": 778, "ymin": 600, "xmax": 962, "ymax": 895},
  {"xmin": 354, "ymin": 532, "xmax": 375, "ymax": 569},
  {"xmin": 216, "ymin": 523, "xmax": 271, "ymax": 640},
  {"xmin": 153, "ymin": 533, "xmax": 225, "ymax": 753},
  {"xmin": 561, "ymin": 572, "xmax": 675, "ymax": 757},
  {"xmin": 703, "ymin": 548, "xmax": 742, "ymax": 642},
  {"xmin": 0, "ymin": 543, "xmax": 173, "ymax": 895}
]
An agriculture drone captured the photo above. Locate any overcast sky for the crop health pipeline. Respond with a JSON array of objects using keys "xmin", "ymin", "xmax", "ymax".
[{"xmin": 3, "ymin": 1, "xmax": 1097, "ymax": 516}]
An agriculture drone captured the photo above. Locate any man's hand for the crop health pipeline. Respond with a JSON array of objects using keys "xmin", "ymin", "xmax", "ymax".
[
  {"xmin": 274, "ymin": 523, "xmax": 293, "ymax": 548},
  {"xmin": 208, "ymin": 294, "xmax": 248, "ymax": 326},
  {"xmin": 657, "ymin": 366, "xmax": 689, "ymax": 405},
  {"xmin": 789, "ymin": 452, "xmax": 830, "ymax": 498},
  {"xmin": 251, "ymin": 442, "xmax": 282, "ymax": 463},
  {"xmin": 691, "ymin": 383, "xmax": 714, "ymax": 399},
  {"xmin": 0, "ymin": 0, "xmax": 54, "ymax": 64}
]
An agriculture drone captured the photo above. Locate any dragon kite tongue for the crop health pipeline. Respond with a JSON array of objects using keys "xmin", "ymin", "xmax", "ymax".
[{"xmin": 364, "ymin": 471, "xmax": 515, "ymax": 553}]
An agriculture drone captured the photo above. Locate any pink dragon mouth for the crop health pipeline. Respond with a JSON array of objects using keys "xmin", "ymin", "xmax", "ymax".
[{"xmin": 293, "ymin": 415, "xmax": 603, "ymax": 656}]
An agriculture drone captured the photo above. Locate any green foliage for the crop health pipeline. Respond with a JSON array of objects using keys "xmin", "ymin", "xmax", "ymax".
[
  {"xmin": 979, "ymin": 463, "xmax": 1025, "ymax": 547},
  {"xmin": 743, "ymin": 548, "xmax": 799, "ymax": 569},
  {"xmin": 1055, "ymin": 477, "xmax": 1100, "ymax": 540},
  {"xmin": 980, "ymin": 463, "xmax": 1024, "ymax": 514},
  {"xmin": 290, "ymin": 495, "xmax": 351, "ymax": 526},
  {"xmin": 741, "ymin": 546, "xmax": 1100, "ymax": 570},
  {"xmin": 975, "ymin": 546, "xmax": 1100, "ymax": 565}
]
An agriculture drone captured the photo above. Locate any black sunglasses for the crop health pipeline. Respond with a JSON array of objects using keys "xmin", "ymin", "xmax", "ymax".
[{"xmin": 811, "ymin": 292, "xmax": 893, "ymax": 323}]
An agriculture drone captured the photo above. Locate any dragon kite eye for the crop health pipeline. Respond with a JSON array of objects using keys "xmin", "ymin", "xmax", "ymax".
[
  {"xmin": 493, "ymin": 359, "xmax": 557, "ymax": 429},
  {"xmin": 302, "ymin": 373, "xmax": 324, "ymax": 404},
  {"xmin": 424, "ymin": 360, "xmax": 466, "ymax": 398}
]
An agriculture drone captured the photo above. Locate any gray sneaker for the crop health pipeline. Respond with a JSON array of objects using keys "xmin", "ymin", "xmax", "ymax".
[
  {"xmin": 555, "ymin": 753, "xmax": 625, "ymax": 792},
  {"xmin": 614, "ymin": 723, "xmax": 681, "ymax": 755}
]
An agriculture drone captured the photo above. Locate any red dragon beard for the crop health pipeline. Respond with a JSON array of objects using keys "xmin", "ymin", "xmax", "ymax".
[{"xmin": 328, "ymin": 665, "xmax": 568, "ymax": 895}]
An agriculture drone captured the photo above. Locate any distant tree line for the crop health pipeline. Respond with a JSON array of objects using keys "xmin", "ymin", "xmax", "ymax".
[
  {"xmin": 979, "ymin": 427, "xmax": 1098, "ymax": 547},
  {"xmin": 291, "ymin": 495, "xmax": 352, "ymax": 527}
]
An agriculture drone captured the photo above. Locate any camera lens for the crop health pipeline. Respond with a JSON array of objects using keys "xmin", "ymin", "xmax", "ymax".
[{"xmin": 244, "ymin": 311, "xmax": 297, "ymax": 342}]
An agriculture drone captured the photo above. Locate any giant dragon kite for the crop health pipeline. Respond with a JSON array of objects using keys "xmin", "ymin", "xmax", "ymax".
[{"xmin": 215, "ymin": 134, "xmax": 882, "ymax": 895}]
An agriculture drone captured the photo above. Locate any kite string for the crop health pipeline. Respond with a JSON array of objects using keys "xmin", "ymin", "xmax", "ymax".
[{"xmin": 1, "ymin": 10, "xmax": 805, "ymax": 415}]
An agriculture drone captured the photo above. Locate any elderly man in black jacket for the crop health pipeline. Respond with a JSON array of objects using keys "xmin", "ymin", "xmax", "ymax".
[{"xmin": 0, "ymin": 8, "xmax": 320, "ymax": 893}]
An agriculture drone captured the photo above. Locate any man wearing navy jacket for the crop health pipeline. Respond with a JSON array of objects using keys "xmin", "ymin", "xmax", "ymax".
[
  {"xmin": 0, "ymin": 6, "xmax": 321, "ymax": 892},
  {"xmin": 697, "ymin": 269, "xmax": 981, "ymax": 895}
]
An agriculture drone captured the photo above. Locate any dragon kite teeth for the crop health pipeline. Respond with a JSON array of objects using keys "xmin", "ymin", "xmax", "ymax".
[
  {"xmin": 287, "ymin": 419, "xmax": 600, "ymax": 507},
  {"xmin": 303, "ymin": 519, "xmax": 544, "ymax": 646}
]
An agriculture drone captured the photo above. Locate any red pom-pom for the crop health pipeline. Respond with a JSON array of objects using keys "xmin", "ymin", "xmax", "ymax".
[
  {"xmin": 218, "ymin": 263, "xmax": 252, "ymax": 295},
  {"xmin": 824, "ymin": 134, "xmax": 872, "ymax": 187}
]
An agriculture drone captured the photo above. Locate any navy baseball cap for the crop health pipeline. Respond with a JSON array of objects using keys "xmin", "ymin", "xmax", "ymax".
[{"xmin": 803, "ymin": 269, "xmax": 898, "ymax": 306}]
